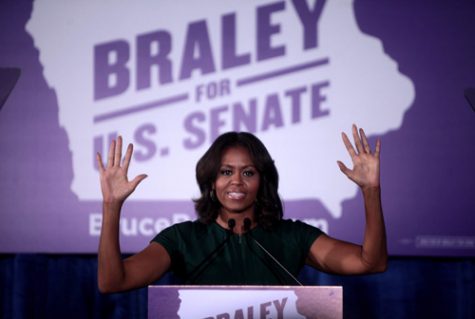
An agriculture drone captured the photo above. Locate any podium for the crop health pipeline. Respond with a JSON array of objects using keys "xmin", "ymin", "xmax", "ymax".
[{"xmin": 148, "ymin": 285, "xmax": 342, "ymax": 319}]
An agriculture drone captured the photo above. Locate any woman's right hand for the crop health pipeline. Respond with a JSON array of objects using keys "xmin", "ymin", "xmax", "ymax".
[{"xmin": 96, "ymin": 136, "xmax": 147, "ymax": 205}]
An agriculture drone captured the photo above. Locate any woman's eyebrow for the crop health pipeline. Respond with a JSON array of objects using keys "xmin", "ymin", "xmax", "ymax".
[{"xmin": 219, "ymin": 164, "xmax": 256, "ymax": 169}]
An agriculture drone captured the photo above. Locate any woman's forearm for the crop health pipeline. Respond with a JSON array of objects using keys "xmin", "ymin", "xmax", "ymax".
[
  {"xmin": 97, "ymin": 201, "xmax": 126, "ymax": 293},
  {"xmin": 360, "ymin": 186, "xmax": 388, "ymax": 272}
]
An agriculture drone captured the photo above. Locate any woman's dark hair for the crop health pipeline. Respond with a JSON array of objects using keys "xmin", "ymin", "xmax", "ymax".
[{"xmin": 194, "ymin": 132, "xmax": 283, "ymax": 229}]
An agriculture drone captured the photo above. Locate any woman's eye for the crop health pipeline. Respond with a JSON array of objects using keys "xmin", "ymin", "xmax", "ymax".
[
  {"xmin": 243, "ymin": 170, "xmax": 255, "ymax": 177},
  {"xmin": 221, "ymin": 169, "xmax": 232, "ymax": 176}
]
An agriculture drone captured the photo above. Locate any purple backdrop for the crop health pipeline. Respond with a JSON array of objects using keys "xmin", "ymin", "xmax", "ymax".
[{"xmin": 1, "ymin": 0, "xmax": 474, "ymax": 256}]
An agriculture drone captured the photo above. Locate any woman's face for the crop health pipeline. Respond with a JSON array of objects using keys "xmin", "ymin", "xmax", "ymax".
[{"xmin": 213, "ymin": 146, "xmax": 260, "ymax": 216}]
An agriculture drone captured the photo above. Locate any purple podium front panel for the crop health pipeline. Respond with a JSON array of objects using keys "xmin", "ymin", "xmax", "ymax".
[{"xmin": 148, "ymin": 285, "xmax": 342, "ymax": 319}]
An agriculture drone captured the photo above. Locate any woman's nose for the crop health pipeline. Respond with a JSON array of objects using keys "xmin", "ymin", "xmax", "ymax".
[{"xmin": 230, "ymin": 173, "xmax": 243, "ymax": 184}]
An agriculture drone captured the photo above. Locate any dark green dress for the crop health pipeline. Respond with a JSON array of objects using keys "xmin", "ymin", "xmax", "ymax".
[{"xmin": 152, "ymin": 219, "xmax": 323, "ymax": 285}]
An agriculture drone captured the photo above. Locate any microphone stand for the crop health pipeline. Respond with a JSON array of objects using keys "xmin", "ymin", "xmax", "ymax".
[{"xmin": 243, "ymin": 218, "xmax": 303, "ymax": 286}]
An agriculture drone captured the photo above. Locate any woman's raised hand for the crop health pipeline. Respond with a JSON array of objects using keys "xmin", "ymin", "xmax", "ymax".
[
  {"xmin": 337, "ymin": 125, "xmax": 381, "ymax": 190},
  {"xmin": 96, "ymin": 136, "xmax": 147, "ymax": 204}
]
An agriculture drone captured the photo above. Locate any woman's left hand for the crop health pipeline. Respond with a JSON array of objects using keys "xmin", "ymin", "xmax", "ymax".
[{"xmin": 337, "ymin": 124, "xmax": 381, "ymax": 190}]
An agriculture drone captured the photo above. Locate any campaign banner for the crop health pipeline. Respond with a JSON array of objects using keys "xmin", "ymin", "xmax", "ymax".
[{"xmin": 1, "ymin": 0, "xmax": 474, "ymax": 255}]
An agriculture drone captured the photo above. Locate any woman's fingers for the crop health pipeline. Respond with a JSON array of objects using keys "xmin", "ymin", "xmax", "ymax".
[
  {"xmin": 107, "ymin": 139, "xmax": 115, "ymax": 168},
  {"xmin": 104, "ymin": 136, "xmax": 130, "ymax": 169},
  {"xmin": 359, "ymin": 128, "xmax": 371, "ymax": 154},
  {"xmin": 337, "ymin": 160, "xmax": 350, "ymax": 176},
  {"xmin": 123, "ymin": 143, "xmax": 133, "ymax": 174},
  {"xmin": 352, "ymin": 124, "xmax": 365, "ymax": 154},
  {"xmin": 342, "ymin": 132, "xmax": 357, "ymax": 159},
  {"xmin": 338, "ymin": 125, "xmax": 381, "ymax": 188},
  {"xmin": 96, "ymin": 152, "xmax": 105, "ymax": 173},
  {"xmin": 131, "ymin": 174, "xmax": 148, "ymax": 190},
  {"xmin": 375, "ymin": 138, "xmax": 381, "ymax": 157},
  {"xmin": 114, "ymin": 136, "xmax": 123, "ymax": 167}
]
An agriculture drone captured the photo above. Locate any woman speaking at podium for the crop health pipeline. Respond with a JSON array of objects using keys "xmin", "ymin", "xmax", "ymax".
[{"xmin": 96, "ymin": 125, "xmax": 387, "ymax": 292}]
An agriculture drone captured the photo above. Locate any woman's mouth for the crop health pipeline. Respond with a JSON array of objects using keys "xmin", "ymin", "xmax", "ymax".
[{"xmin": 227, "ymin": 191, "xmax": 245, "ymax": 200}]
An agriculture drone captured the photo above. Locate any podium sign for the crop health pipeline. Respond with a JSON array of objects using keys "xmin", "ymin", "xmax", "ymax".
[{"xmin": 148, "ymin": 285, "xmax": 342, "ymax": 319}]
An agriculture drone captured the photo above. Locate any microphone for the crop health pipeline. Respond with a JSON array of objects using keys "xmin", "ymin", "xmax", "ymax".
[
  {"xmin": 185, "ymin": 218, "xmax": 236, "ymax": 284},
  {"xmin": 243, "ymin": 218, "xmax": 303, "ymax": 286}
]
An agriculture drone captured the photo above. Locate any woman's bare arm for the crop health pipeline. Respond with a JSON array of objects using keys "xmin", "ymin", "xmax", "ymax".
[
  {"xmin": 307, "ymin": 125, "xmax": 387, "ymax": 275},
  {"xmin": 96, "ymin": 136, "xmax": 171, "ymax": 293}
]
